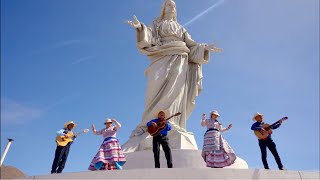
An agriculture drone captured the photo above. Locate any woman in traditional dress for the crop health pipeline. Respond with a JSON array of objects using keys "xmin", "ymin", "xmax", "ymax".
[
  {"xmin": 127, "ymin": 0, "xmax": 223, "ymax": 137},
  {"xmin": 88, "ymin": 119, "xmax": 126, "ymax": 170},
  {"xmin": 201, "ymin": 110, "xmax": 236, "ymax": 168}
]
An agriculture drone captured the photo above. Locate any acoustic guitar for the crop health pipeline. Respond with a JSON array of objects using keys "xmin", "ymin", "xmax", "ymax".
[
  {"xmin": 254, "ymin": 117, "xmax": 288, "ymax": 139},
  {"xmin": 147, "ymin": 112, "xmax": 181, "ymax": 136},
  {"xmin": 56, "ymin": 129, "xmax": 89, "ymax": 146}
]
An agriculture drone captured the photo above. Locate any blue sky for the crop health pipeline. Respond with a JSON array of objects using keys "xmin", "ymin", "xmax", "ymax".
[{"xmin": 1, "ymin": 0, "xmax": 319, "ymax": 175}]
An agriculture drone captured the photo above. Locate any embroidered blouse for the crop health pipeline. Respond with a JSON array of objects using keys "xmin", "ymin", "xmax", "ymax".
[
  {"xmin": 201, "ymin": 118, "xmax": 229, "ymax": 132},
  {"xmin": 93, "ymin": 120, "xmax": 121, "ymax": 138}
]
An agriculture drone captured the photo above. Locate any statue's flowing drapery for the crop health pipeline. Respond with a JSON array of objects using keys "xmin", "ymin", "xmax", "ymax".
[{"xmin": 132, "ymin": 19, "xmax": 211, "ymax": 136}]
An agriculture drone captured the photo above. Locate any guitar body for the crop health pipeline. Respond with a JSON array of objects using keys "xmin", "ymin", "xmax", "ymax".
[
  {"xmin": 254, "ymin": 124, "xmax": 272, "ymax": 139},
  {"xmin": 56, "ymin": 131, "xmax": 74, "ymax": 146},
  {"xmin": 147, "ymin": 121, "xmax": 167, "ymax": 136},
  {"xmin": 147, "ymin": 112, "xmax": 181, "ymax": 136},
  {"xmin": 254, "ymin": 117, "xmax": 288, "ymax": 140}
]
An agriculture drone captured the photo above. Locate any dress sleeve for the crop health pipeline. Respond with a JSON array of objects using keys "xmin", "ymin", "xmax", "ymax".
[
  {"xmin": 136, "ymin": 23, "xmax": 156, "ymax": 49},
  {"xmin": 184, "ymin": 31, "xmax": 197, "ymax": 48},
  {"xmin": 184, "ymin": 31, "xmax": 210, "ymax": 65},
  {"xmin": 93, "ymin": 129, "xmax": 103, "ymax": 135},
  {"xmin": 201, "ymin": 119, "xmax": 207, "ymax": 127},
  {"xmin": 219, "ymin": 123, "xmax": 229, "ymax": 132},
  {"xmin": 113, "ymin": 120, "xmax": 122, "ymax": 132}
]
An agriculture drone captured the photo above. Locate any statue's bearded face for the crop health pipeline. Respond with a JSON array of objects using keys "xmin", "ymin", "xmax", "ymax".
[{"xmin": 164, "ymin": 0, "xmax": 176, "ymax": 15}]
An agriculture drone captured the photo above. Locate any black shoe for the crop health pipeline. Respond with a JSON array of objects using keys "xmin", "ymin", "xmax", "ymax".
[
  {"xmin": 57, "ymin": 168, "xmax": 63, "ymax": 173},
  {"xmin": 279, "ymin": 167, "xmax": 287, "ymax": 170}
]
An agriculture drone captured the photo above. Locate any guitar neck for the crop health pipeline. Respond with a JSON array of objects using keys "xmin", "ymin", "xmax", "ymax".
[
  {"xmin": 269, "ymin": 117, "xmax": 288, "ymax": 128},
  {"xmin": 75, "ymin": 131, "xmax": 86, "ymax": 136},
  {"xmin": 165, "ymin": 113, "xmax": 181, "ymax": 121},
  {"xmin": 165, "ymin": 116, "xmax": 174, "ymax": 121},
  {"xmin": 269, "ymin": 121, "xmax": 280, "ymax": 128}
]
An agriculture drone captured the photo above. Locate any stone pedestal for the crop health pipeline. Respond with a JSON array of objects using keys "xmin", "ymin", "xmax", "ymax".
[
  {"xmin": 28, "ymin": 168, "xmax": 320, "ymax": 179},
  {"xmin": 123, "ymin": 149, "xmax": 249, "ymax": 169},
  {"xmin": 122, "ymin": 130, "xmax": 198, "ymax": 153},
  {"xmin": 121, "ymin": 129, "xmax": 249, "ymax": 169}
]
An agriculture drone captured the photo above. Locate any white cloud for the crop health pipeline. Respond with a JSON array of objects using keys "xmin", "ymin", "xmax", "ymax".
[
  {"xmin": 183, "ymin": 0, "xmax": 226, "ymax": 27},
  {"xmin": 71, "ymin": 55, "xmax": 96, "ymax": 65},
  {"xmin": 1, "ymin": 98, "xmax": 42, "ymax": 124},
  {"xmin": 29, "ymin": 40, "xmax": 82, "ymax": 55},
  {"xmin": 43, "ymin": 95, "xmax": 78, "ymax": 111}
]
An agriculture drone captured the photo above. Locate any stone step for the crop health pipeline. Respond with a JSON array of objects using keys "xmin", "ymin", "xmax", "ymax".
[
  {"xmin": 123, "ymin": 149, "xmax": 248, "ymax": 169},
  {"xmin": 26, "ymin": 168, "xmax": 319, "ymax": 179}
]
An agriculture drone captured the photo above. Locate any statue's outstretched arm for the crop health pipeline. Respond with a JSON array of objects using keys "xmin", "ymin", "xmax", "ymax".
[
  {"xmin": 127, "ymin": 15, "xmax": 142, "ymax": 31},
  {"xmin": 205, "ymin": 44, "xmax": 223, "ymax": 53},
  {"xmin": 184, "ymin": 31, "xmax": 223, "ymax": 53}
]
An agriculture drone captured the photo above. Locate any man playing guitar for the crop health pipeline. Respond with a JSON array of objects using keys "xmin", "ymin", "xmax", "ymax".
[
  {"xmin": 51, "ymin": 121, "xmax": 77, "ymax": 174},
  {"xmin": 251, "ymin": 112, "xmax": 287, "ymax": 170},
  {"xmin": 146, "ymin": 110, "xmax": 172, "ymax": 168}
]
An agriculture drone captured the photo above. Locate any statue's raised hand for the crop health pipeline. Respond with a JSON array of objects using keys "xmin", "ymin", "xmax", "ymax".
[
  {"xmin": 127, "ymin": 15, "xmax": 142, "ymax": 30},
  {"xmin": 205, "ymin": 44, "xmax": 223, "ymax": 53}
]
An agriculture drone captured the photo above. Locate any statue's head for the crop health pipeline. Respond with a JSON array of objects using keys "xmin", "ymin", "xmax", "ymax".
[{"xmin": 157, "ymin": 0, "xmax": 177, "ymax": 22}]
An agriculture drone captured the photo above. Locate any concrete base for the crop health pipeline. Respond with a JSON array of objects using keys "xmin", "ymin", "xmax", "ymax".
[
  {"xmin": 122, "ymin": 130, "xmax": 198, "ymax": 153},
  {"xmin": 123, "ymin": 149, "xmax": 248, "ymax": 169},
  {"xmin": 27, "ymin": 168, "xmax": 319, "ymax": 179}
]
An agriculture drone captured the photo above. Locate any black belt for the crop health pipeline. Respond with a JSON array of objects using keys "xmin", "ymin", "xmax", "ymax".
[{"xmin": 204, "ymin": 128, "xmax": 219, "ymax": 136}]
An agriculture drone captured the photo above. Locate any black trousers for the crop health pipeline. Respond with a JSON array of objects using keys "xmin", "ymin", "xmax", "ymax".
[
  {"xmin": 152, "ymin": 135, "xmax": 172, "ymax": 168},
  {"xmin": 258, "ymin": 138, "xmax": 283, "ymax": 169},
  {"xmin": 51, "ymin": 143, "xmax": 72, "ymax": 173}
]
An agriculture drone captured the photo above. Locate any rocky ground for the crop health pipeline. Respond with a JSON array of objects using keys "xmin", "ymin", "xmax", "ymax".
[{"xmin": 0, "ymin": 165, "xmax": 26, "ymax": 179}]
